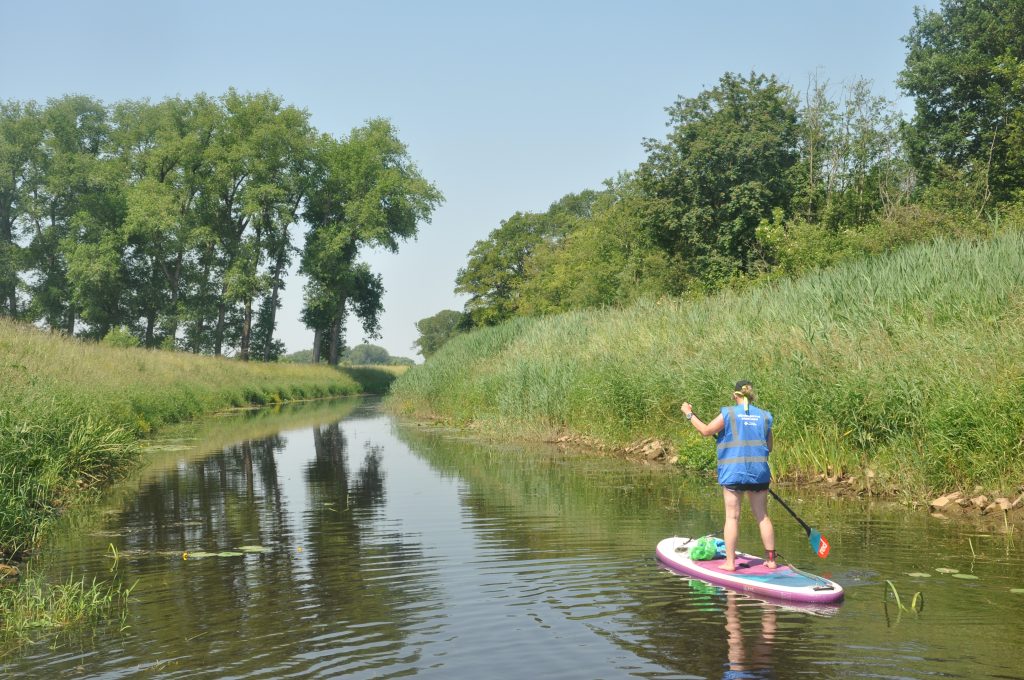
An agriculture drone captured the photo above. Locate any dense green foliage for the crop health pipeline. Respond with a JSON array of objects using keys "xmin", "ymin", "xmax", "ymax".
[
  {"xmin": 391, "ymin": 229, "xmax": 1024, "ymax": 496},
  {"xmin": 300, "ymin": 119, "xmax": 442, "ymax": 363},
  {"xmin": 436, "ymin": 71, "xmax": 916, "ymax": 328},
  {"xmin": 0, "ymin": 91, "xmax": 440, "ymax": 363},
  {"xmin": 282, "ymin": 343, "xmax": 414, "ymax": 365},
  {"xmin": 416, "ymin": 0, "xmax": 1022, "ymax": 340},
  {"xmin": 899, "ymin": 0, "xmax": 1024, "ymax": 204},
  {"xmin": 0, "ymin": 317, "xmax": 361, "ymax": 557},
  {"xmin": 454, "ymin": 192, "xmax": 598, "ymax": 326},
  {"xmin": 638, "ymin": 72, "xmax": 800, "ymax": 286},
  {"xmin": 412, "ymin": 309, "xmax": 468, "ymax": 358},
  {"xmin": 345, "ymin": 343, "xmax": 414, "ymax": 365}
]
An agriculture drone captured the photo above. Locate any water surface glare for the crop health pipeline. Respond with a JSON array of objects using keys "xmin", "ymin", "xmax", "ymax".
[{"xmin": 6, "ymin": 398, "xmax": 1024, "ymax": 678}]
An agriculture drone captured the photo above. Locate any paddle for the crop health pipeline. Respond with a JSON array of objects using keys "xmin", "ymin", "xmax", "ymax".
[{"xmin": 768, "ymin": 488, "xmax": 831, "ymax": 558}]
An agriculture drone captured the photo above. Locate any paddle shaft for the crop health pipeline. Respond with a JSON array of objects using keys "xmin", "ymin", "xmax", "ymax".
[{"xmin": 768, "ymin": 488, "xmax": 812, "ymax": 536}]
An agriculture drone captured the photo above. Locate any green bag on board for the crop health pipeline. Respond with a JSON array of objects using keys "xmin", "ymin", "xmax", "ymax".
[{"xmin": 690, "ymin": 536, "xmax": 725, "ymax": 561}]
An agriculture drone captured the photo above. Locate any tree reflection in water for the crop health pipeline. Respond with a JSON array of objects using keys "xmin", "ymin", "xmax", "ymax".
[{"xmin": 96, "ymin": 415, "xmax": 433, "ymax": 675}]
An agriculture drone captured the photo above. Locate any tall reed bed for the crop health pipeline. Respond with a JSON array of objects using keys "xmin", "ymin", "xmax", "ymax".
[
  {"xmin": 0, "ymin": 320, "xmax": 360, "ymax": 556},
  {"xmin": 0, "ymin": 568, "xmax": 134, "ymax": 648},
  {"xmin": 389, "ymin": 232, "xmax": 1024, "ymax": 495}
]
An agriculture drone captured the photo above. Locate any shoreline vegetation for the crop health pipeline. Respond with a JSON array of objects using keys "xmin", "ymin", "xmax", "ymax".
[
  {"xmin": 388, "ymin": 231, "xmax": 1024, "ymax": 523},
  {"xmin": 0, "ymin": 317, "xmax": 396, "ymax": 645}
]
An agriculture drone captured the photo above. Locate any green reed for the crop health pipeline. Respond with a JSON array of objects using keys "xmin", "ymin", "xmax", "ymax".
[
  {"xmin": 0, "ymin": 568, "xmax": 135, "ymax": 651},
  {"xmin": 389, "ymin": 231, "xmax": 1024, "ymax": 497}
]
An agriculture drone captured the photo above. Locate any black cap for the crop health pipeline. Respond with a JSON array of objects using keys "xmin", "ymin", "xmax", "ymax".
[{"xmin": 734, "ymin": 380, "xmax": 753, "ymax": 392}]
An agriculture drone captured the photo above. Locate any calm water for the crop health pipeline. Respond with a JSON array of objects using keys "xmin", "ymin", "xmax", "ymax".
[{"xmin": 5, "ymin": 398, "xmax": 1023, "ymax": 679}]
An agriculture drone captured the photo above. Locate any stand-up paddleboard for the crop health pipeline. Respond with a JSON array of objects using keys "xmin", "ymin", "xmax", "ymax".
[{"xmin": 656, "ymin": 536, "xmax": 844, "ymax": 604}]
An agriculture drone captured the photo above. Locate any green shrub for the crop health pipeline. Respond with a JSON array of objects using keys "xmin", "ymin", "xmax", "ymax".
[{"xmin": 101, "ymin": 326, "xmax": 139, "ymax": 348}]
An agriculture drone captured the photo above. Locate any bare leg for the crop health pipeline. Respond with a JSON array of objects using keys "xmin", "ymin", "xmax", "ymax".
[
  {"xmin": 722, "ymin": 487, "xmax": 743, "ymax": 571},
  {"xmin": 748, "ymin": 490, "xmax": 776, "ymax": 568}
]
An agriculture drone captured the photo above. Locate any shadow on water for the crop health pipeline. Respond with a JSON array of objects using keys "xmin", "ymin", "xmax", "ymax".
[{"xmin": 3, "ymin": 399, "xmax": 1023, "ymax": 679}]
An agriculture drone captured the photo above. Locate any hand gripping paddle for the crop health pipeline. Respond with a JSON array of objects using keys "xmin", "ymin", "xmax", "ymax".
[{"xmin": 768, "ymin": 488, "xmax": 831, "ymax": 558}]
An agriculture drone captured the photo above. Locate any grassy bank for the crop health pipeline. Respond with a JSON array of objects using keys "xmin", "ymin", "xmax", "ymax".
[
  {"xmin": 0, "ymin": 319, "xmax": 362, "ymax": 558},
  {"xmin": 389, "ymin": 231, "xmax": 1024, "ymax": 497}
]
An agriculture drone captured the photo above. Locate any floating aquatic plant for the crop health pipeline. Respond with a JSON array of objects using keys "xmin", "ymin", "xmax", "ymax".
[
  {"xmin": 181, "ymin": 546, "xmax": 269, "ymax": 560},
  {"xmin": 905, "ymin": 572, "xmax": 931, "ymax": 578},
  {"xmin": 951, "ymin": 573, "xmax": 979, "ymax": 580},
  {"xmin": 182, "ymin": 551, "xmax": 216, "ymax": 560},
  {"xmin": 935, "ymin": 567, "xmax": 959, "ymax": 574},
  {"xmin": 884, "ymin": 580, "xmax": 924, "ymax": 613}
]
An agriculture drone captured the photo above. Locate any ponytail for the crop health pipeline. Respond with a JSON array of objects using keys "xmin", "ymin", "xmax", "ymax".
[{"xmin": 732, "ymin": 381, "xmax": 756, "ymax": 414}]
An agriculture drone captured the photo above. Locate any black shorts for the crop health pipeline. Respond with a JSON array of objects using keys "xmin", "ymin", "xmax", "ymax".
[{"xmin": 723, "ymin": 482, "xmax": 770, "ymax": 492}]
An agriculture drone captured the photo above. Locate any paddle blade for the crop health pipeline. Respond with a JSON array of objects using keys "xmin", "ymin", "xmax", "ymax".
[{"xmin": 809, "ymin": 530, "xmax": 831, "ymax": 558}]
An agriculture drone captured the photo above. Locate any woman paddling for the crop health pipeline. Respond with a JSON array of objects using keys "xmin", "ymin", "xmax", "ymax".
[{"xmin": 681, "ymin": 380, "xmax": 776, "ymax": 571}]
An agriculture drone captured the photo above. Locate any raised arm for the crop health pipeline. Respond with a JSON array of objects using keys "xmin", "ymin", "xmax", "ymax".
[{"xmin": 680, "ymin": 402, "xmax": 725, "ymax": 438}]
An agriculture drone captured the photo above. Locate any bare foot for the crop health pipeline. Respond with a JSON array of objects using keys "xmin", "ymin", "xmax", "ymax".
[
  {"xmin": 721, "ymin": 562, "xmax": 736, "ymax": 571},
  {"xmin": 765, "ymin": 560, "xmax": 777, "ymax": 569}
]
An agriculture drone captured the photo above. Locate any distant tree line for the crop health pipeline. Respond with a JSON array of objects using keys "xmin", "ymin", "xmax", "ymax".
[
  {"xmin": 282, "ymin": 343, "xmax": 414, "ymax": 366},
  {"xmin": 0, "ymin": 89, "xmax": 442, "ymax": 363},
  {"xmin": 415, "ymin": 0, "xmax": 1024, "ymax": 357}
]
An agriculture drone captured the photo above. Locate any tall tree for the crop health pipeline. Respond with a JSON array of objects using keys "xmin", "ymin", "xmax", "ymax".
[
  {"xmin": 202, "ymin": 90, "xmax": 265, "ymax": 356},
  {"xmin": 413, "ymin": 309, "xmax": 467, "ymax": 358},
  {"xmin": 899, "ymin": 0, "xmax": 1024, "ymax": 208},
  {"xmin": 0, "ymin": 101, "xmax": 44, "ymax": 317},
  {"xmin": 24, "ymin": 95, "xmax": 112, "ymax": 335},
  {"xmin": 516, "ymin": 177, "xmax": 674, "ymax": 314},
  {"xmin": 824, "ymin": 79, "xmax": 908, "ymax": 227},
  {"xmin": 302, "ymin": 120, "xmax": 442, "ymax": 365},
  {"xmin": 240, "ymin": 101, "xmax": 313, "ymax": 360},
  {"xmin": 454, "ymin": 192, "xmax": 595, "ymax": 326},
  {"xmin": 454, "ymin": 211, "xmax": 560, "ymax": 326},
  {"xmin": 793, "ymin": 74, "xmax": 839, "ymax": 224},
  {"xmin": 110, "ymin": 95, "xmax": 219, "ymax": 346},
  {"xmin": 637, "ymin": 72, "xmax": 800, "ymax": 289}
]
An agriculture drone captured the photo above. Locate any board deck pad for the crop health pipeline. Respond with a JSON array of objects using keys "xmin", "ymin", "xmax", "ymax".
[{"xmin": 656, "ymin": 536, "xmax": 844, "ymax": 604}]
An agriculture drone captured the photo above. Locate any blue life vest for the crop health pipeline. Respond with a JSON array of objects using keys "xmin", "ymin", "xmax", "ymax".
[{"xmin": 715, "ymin": 404, "xmax": 772, "ymax": 486}]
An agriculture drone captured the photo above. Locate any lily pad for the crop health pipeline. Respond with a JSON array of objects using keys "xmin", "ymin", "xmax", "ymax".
[
  {"xmin": 217, "ymin": 551, "xmax": 244, "ymax": 558},
  {"xmin": 1010, "ymin": 588, "xmax": 1024, "ymax": 594},
  {"xmin": 236, "ymin": 545, "xmax": 272, "ymax": 553},
  {"xmin": 905, "ymin": 572, "xmax": 932, "ymax": 578},
  {"xmin": 951, "ymin": 573, "xmax": 979, "ymax": 580},
  {"xmin": 935, "ymin": 567, "xmax": 960, "ymax": 574},
  {"xmin": 184, "ymin": 551, "xmax": 217, "ymax": 560}
]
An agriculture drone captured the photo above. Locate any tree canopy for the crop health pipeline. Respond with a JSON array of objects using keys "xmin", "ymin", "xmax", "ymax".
[
  {"xmin": 426, "ymin": 3, "xmax": 1020, "ymax": 342},
  {"xmin": 899, "ymin": 0, "xmax": 1024, "ymax": 207},
  {"xmin": 413, "ymin": 309, "xmax": 467, "ymax": 358},
  {"xmin": 0, "ymin": 91, "xmax": 441, "ymax": 363}
]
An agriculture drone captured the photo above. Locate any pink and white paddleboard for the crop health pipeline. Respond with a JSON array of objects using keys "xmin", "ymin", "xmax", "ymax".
[{"xmin": 656, "ymin": 536, "xmax": 844, "ymax": 604}]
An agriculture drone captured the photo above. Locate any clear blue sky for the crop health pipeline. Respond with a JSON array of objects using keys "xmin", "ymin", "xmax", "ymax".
[{"xmin": 1, "ymin": 0, "xmax": 938, "ymax": 359}]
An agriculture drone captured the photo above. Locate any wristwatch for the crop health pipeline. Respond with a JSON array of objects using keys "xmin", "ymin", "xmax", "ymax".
[{"xmin": 686, "ymin": 413, "xmax": 694, "ymax": 421}]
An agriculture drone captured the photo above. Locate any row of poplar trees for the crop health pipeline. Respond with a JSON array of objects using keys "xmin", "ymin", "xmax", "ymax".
[{"xmin": 0, "ymin": 90, "xmax": 442, "ymax": 363}]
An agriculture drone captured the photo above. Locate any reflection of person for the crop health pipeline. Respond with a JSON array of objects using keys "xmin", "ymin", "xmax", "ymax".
[
  {"xmin": 681, "ymin": 380, "xmax": 776, "ymax": 571},
  {"xmin": 724, "ymin": 590, "xmax": 776, "ymax": 678}
]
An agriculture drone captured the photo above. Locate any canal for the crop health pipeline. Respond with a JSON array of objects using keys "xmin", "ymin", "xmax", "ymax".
[{"xmin": 4, "ymin": 397, "xmax": 1022, "ymax": 678}]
